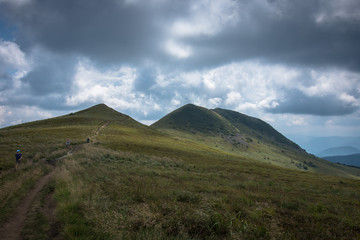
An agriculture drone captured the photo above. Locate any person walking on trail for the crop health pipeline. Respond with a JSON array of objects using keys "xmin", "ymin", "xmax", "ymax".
[
  {"xmin": 15, "ymin": 149, "xmax": 22, "ymax": 171},
  {"xmin": 66, "ymin": 139, "xmax": 71, "ymax": 149}
]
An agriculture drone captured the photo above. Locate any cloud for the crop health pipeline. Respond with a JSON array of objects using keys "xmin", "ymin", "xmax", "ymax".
[
  {"xmin": 1, "ymin": 0, "xmax": 358, "ymax": 70},
  {"xmin": 0, "ymin": 0, "xmax": 170, "ymax": 65},
  {"xmin": 169, "ymin": 0, "xmax": 240, "ymax": 38},
  {"xmin": 0, "ymin": 0, "xmax": 359, "ymax": 136},
  {"xmin": 0, "ymin": 104, "xmax": 54, "ymax": 126},
  {"xmin": 150, "ymin": 61, "xmax": 360, "ymax": 117},
  {"xmin": 66, "ymin": 59, "xmax": 161, "ymax": 117},
  {"xmin": 268, "ymin": 90, "xmax": 359, "ymax": 116},
  {"xmin": 165, "ymin": 40, "xmax": 193, "ymax": 59},
  {"xmin": 0, "ymin": 40, "xmax": 28, "ymax": 69},
  {"xmin": 315, "ymin": 0, "xmax": 360, "ymax": 24}
]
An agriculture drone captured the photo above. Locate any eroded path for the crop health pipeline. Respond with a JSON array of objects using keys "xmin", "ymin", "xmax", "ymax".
[
  {"xmin": 0, "ymin": 170, "xmax": 55, "ymax": 240},
  {"xmin": 90, "ymin": 121, "xmax": 110, "ymax": 143},
  {"xmin": 0, "ymin": 123, "xmax": 110, "ymax": 239}
]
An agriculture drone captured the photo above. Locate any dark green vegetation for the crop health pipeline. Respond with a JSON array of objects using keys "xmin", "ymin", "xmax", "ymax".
[
  {"xmin": 1, "ymin": 103, "xmax": 360, "ymax": 239},
  {"xmin": 152, "ymin": 104, "xmax": 360, "ymax": 178}
]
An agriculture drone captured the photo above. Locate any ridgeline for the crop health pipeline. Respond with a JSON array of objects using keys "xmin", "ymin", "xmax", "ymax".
[{"xmin": 0, "ymin": 103, "xmax": 359, "ymax": 239}]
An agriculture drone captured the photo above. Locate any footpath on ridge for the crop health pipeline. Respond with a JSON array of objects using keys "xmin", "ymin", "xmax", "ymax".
[{"xmin": 0, "ymin": 121, "xmax": 110, "ymax": 240}]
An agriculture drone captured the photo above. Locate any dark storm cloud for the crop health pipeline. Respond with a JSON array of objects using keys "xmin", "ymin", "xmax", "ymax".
[
  {"xmin": 1, "ymin": 0, "xmax": 357, "ymax": 70},
  {"xmin": 0, "ymin": 0, "xmax": 359, "ymax": 121},
  {"xmin": 0, "ymin": 0, "xmax": 189, "ymax": 65},
  {"xmin": 186, "ymin": 0, "xmax": 360, "ymax": 71},
  {"xmin": 267, "ymin": 90, "xmax": 359, "ymax": 116},
  {"xmin": 22, "ymin": 54, "xmax": 77, "ymax": 96},
  {"xmin": 0, "ymin": 73, "xmax": 12, "ymax": 91}
]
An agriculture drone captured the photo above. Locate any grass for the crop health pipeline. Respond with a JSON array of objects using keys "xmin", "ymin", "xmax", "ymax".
[
  {"xmin": 0, "ymin": 163, "xmax": 51, "ymax": 224},
  {"xmin": 52, "ymin": 144, "xmax": 360, "ymax": 239},
  {"xmin": 1, "ymin": 104, "xmax": 360, "ymax": 239},
  {"xmin": 22, "ymin": 180, "xmax": 56, "ymax": 240}
]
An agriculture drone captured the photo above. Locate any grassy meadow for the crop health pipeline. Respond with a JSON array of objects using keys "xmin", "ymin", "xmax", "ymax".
[
  {"xmin": 54, "ymin": 144, "xmax": 360, "ymax": 239},
  {"xmin": 0, "ymin": 104, "xmax": 360, "ymax": 239}
]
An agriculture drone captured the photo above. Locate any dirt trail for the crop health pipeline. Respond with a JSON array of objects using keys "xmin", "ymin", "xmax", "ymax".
[
  {"xmin": 0, "ymin": 123, "xmax": 110, "ymax": 239},
  {"xmin": 90, "ymin": 121, "xmax": 110, "ymax": 143},
  {"xmin": 0, "ymin": 170, "xmax": 55, "ymax": 240}
]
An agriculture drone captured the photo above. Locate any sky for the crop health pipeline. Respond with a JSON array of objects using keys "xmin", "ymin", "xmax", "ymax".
[{"xmin": 0, "ymin": 0, "xmax": 360, "ymax": 142}]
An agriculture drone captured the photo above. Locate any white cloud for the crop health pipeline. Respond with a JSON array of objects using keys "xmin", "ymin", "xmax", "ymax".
[
  {"xmin": 0, "ymin": 104, "xmax": 53, "ymax": 127},
  {"xmin": 339, "ymin": 93, "xmax": 359, "ymax": 106},
  {"xmin": 276, "ymin": 114, "xmax": 309, "ymax": 127},
  {"xmin": 225, "ymin": 91, "xmax": 242, "ymax": 105},
  {"xmin": 66, "ymin": 60, "xmax": 137, "ymax": 106},
  {"xmin": 151, "ymin": 61, "xmax": 301, "ymax": 113},
  {"xmin": 0, "ymin": 40, "xmax": 29, "ymax": 71},
  {"xmin": 300, "ymin": 69, "xmax": 360, "ymax": 107},
  {"xmin": 66, "ymin": 59, "xmax": 161, "ymax": 117},
  {"xmin": 165, "ymin": 40, "xmax": 193, "ymax": 59},
  {"xmin": 0, "ymin": 40, "xmax": 31, "ymax": 107},
  {"xmin": 170, "ymin": 0, "xmax": 240, "ymax": 37},
  {"xmin": 290, "ymin": 117, "xmax": 308, "ymax": 126},
  {"xmin": 208, "ymin": 97, "xmax": 222, "ymax": 107}
]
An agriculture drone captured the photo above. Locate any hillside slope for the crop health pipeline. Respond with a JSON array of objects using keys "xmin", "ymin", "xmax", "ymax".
[
  {"xmin": 152, "ymin": 104, "xmax": 237, "ymax": 134},
  {"xmin": 1, "ymin": 103, "xmax": 360, "ymax": 239},
  {"xmin": 152, "ymin": 104, "xmax": 360, "ymax": 178}
]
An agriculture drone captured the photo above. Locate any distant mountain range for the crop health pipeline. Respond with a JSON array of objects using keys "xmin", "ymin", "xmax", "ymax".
[
  {"xmin": 287, "ymin": 135, "xmax": 360, "ymax": 155},
  {"xmin": 323, "ymin": 154, "xmax": 360, "ymax": 168},
  {"xmin": 317, "ymin": 146, "xmax": 360, "ymax": 157}
]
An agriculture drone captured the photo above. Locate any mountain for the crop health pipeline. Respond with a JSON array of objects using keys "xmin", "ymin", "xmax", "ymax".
[
  {"xmin": 318, "ymin": 146, "xmax": 360, "ymax": 157},
  {"xmin": 212, "ymin": 108, "xmax": 301, "ymax": 150},
  {"xmin": 152, "ymin": 104, "xmax": 302, "ymax": 151},
  {"xmin": 1, "ymin": 103, "xmax": 360, "ymax": 239},
  {"xmin": 323, "ymin": 154, "xmax": 360, "ymax": 167},
  {"xmin": 151, "ymin": 104, "xmax": 237, "ymax": 134},
  {"xmin": 4, "ymin": 103, "xmax": 141, "ymax": 130},
  {"xmin": 288, "ymin": 135, "xmax": 360, "ymax": 155},
  {"xmin": 152, "ymin": 104, "xmax": 360, "ymax": 177}
]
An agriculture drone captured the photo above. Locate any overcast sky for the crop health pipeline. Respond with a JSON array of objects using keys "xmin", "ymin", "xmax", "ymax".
[{"xmin": 0, "ymin": 0, "xmax": 360, "ymax": 140}]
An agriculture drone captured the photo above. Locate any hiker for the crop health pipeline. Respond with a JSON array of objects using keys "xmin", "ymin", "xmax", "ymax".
[
  {"xmin": 87, "ymin": 137, "xmax": 90, "ymax": 143},
  {"xmin": 66, "ymin": 139, "xmax": 71, "ymax": 149},
  {"xmin": 15, "ymin": 149, "xmax": 22, "ymax": 171}
]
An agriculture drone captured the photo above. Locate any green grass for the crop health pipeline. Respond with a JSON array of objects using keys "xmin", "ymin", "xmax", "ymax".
[
  {"xmin": 22, "ymin": 180, "xmax": 56, "ymax": 240},
  {"xmin": 152, "ymin": 104, "xmax": 360, "ymax": 179},
  {"xmin": 53, "ymin": 144, "xmax": 360, "ymax": 239},
  {"xmin": 1, "ymin": 104, "xmax": 360, "ymax": 239}
]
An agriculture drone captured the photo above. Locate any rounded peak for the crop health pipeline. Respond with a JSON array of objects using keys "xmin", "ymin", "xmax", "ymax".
[{"xmin": 181, "ymin": 103, "xmax": 201, "ymax": 109}]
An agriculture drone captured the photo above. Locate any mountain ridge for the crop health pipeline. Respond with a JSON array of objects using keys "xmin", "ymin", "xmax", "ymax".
[
  {"xmin": 2, "ymin": 103, "xmax": 360, "ymax": 179},
  {"xmin": 318, "ymin": 146, "xmax": 360, "ymax": 157},
  {"xmin": 323, "ymin": 153, "xmax": 360, "ymax": 167},
  {"xmin": 152, "ymin": 104, "xmax": 302, "ymax": 152}
]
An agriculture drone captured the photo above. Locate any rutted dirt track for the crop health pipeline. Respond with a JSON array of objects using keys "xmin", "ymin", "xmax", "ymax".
[
  {"xmin": 0, "ymin": 170, "xmax": 55, "ymax": 240},
  {"xmin": 0, "ymin": 122, "xmax": 109, "ymax": 240}
]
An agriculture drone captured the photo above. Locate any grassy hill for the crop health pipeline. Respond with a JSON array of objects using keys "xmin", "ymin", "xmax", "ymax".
[
  {"xmin": 152, "ymin": 104, "xmax": 237, "ymax": 134},
  {"xmin": 1, "ymin": 103, "xmax": 360, "ymax": 239},
  {"xmin": 212, "ymin": 108, "xmax": 301, "ymax": 150},
  {"xmin": 152, "ymin": 104, "xmax": 360, "ymax": 178}
]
